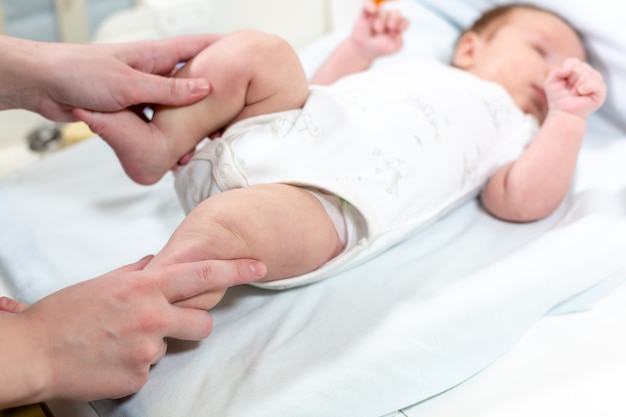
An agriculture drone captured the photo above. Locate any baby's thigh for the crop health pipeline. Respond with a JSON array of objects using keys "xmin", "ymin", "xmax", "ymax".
[
  {"xmin": 157, "ymin": 184, "xmax": 343, "ymax": 282},
  {"xmin": 224, "ymin": 31, "xmax": 309, "ymax": 122}
]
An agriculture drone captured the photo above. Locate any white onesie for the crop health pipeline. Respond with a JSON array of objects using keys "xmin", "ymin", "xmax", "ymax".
[{"xmin": 175, "ymin": 59, "xmax": 538, "ymax": 289}]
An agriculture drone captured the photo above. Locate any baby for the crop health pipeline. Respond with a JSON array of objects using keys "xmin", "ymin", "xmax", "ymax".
[{"xmin": 83, "ymin": 2, "xmax": 606, "ymax": 306}]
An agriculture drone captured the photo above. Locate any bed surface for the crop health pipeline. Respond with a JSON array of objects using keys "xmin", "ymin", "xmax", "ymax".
[
  {"xmin": 1, "ymin": 118, "xmax": 625, "ymax": 416},
  {"xmin": 404, "ymin": 279, "xmax": 626, "ymax": 416}
]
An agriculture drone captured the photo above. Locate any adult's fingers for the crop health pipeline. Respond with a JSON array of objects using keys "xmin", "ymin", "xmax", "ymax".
[
  {"xmin": 123, "ymin": 34, "xmax": 225, "ymax": 75},
  {"xmin": 127, "ymin": 72, "xmax": 211, "ymax": 107},
  {"xmin": 106, "ymin": 34, "xmax": 225, "ymax": 107},
  {"xmin": 99, "ymin": 255, "xmax": 155, "ymax": 276},
  {"xmin": 74, "ymin": 107, "xmax": 149, "ymax": 142},
  {"xmin": 158, "ymin": 259, "xmax": 267, "ymax": 304},
  {"xmin": 162, "ymin": 306, "xmax": 215, "ymax": 341},
  {"xmin": 151, "ymin": 338, "xmax": 169, "ymax": 364},
  {"xmin": 0, "ymin": 296, "xmax": 29, "ymax": 314},
  {"xmin": 172, "ymin": 289, "xmax": 227, "ymax": 310}
]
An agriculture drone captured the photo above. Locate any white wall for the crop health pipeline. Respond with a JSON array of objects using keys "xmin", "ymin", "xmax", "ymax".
[
  {"xmin": 0, "ymin": 0, "xmax": 137, "ymax": 42},
  {"xmin": 197, "ymin": 0, "xmax": 331, "ymax": 49},
  {"xmin": 0, "ymin": 0, "xmax": 365, "ymax": 48}
]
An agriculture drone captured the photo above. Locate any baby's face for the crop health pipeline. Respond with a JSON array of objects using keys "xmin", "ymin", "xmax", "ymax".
[{"xmin": 454, "ymin": 9, "xmax": 585, "ymax": 123}]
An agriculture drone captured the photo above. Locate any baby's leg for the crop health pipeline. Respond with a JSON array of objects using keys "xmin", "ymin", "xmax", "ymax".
[
  {"xmin": 109, "ymin": 30, "xmax": 309, "ymax": 185},
  {"xmin": 145, "ymin": 184, "xmax": 344, "ymax": 309}
]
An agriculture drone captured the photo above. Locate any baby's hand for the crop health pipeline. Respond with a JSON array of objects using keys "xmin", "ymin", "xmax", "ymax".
[
  {"xmin": 546, "ymin": 58, "xmax": 607, "ymax": 119},
  {"xmin": 350, "ymin": 1, "xmax": 408, "ymax": 61}
]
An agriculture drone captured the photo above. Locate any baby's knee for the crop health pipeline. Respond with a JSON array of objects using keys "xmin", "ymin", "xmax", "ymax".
[
  {"xmin": 166, "ymin": 200, "xmax": 253, "ymax": 262},
  {"xmin": 177, "ymin": 30, "xmax": 297, "ymax": 85},
  {"xmin": 230, "ymin": 30, "xmax": 299, "ymax": 66}
]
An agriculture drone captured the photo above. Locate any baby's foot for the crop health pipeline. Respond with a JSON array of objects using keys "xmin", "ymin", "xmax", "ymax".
[
  {"xmin": 74, "ymin": 107, "xmax": 177, "ymax": 185},
  {"xmin": 112, "ymin": 121, "xmax": 180, "ymax": 185}
]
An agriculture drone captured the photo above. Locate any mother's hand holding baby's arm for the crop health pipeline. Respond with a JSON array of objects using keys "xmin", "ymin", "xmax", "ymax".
[{"xmin": 0, "ymin": 296, "xmax": 28, "ymax": 315}]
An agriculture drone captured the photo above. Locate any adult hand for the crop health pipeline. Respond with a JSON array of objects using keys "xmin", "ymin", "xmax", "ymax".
[
  {"xmin": 0, "ymin": 296, "xmax": 28, "ymax": 315},
  {"xmin": 0, "ymin": 255, "xmax": 266, "ymax": 408},
  {"xmin": 50, "ymin": 35, "xmax": 226, "ymax": 120},
  {"xmin": 3, "ymin": 34, "xmax": 225, "ymax": 121}
]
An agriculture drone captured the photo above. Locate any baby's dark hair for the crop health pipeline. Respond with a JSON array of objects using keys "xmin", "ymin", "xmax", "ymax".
[{"xmin": 461, "ymin": 3, "xmax": 581, "ymax": 42}]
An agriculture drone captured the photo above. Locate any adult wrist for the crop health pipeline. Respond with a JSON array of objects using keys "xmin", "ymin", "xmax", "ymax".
[
  {"xmin": 0, "ymin": 35, "xmax": 49, "ymax": 113},
  {"xmin": 0, "ymin": 314, "xmax": 50, "ymax": 408}
]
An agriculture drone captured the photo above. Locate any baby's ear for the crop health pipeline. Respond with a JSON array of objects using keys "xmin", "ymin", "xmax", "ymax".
[{"xmin": 452, "ymin": 31, "xmax": 481, "ymax": 69}]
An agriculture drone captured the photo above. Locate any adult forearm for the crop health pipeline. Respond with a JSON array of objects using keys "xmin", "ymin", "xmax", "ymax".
[{"xmin": 0, "ymin": 35, "xmax": 45, "ymax": 113}]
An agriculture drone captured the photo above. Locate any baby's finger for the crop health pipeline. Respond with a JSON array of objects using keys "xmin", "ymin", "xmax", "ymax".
[
  {"xmin": 363, "ymin": 1, "xmax": 378, "ymax": 19},
  {"xmin": 364, "ymin": 1, "xmax": 378, "ymax": 14},
  {"xmin": 578, "ymin": 80, "xmax": 600, "ymax": 96},
  {"xmin": 548, "ymin": 66, "xmax": 572, "ymax": 84},
  {"xmin": 570, "ymin": 65, "xmax": 602, "ymax": 93},
  {"xmin": 577, "ymin": 78, "xmax": 607, "ymax": 101},
  {"xmin": 550, "ymin": 57, "xmax": 583, "ymax": 84},
  {"xmin": 562, "ymin": 57, "xmax": 582, "ymax": 70},
  {"xmin": 386, "ymin": 9, "xmax": 407, "ymax": 33},
  {"xmin": 566, "ymin": 65, "xmax": 584, "ymax": 88},
  {"xmin": 369, "ymin": 10, "xmax": 383, "ymax": 34}
]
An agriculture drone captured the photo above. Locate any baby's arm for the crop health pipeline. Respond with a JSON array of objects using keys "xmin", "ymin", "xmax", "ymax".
[
  {"xmin": 481, "ymin": 59, "xmax": 607, "ymax": 222},
  {"xmin": 311, "ymin": 1, "xmax": 408, "ymax": 85}
]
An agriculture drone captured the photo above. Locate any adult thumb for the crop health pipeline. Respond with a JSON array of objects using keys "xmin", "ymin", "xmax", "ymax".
[{"xmin": 135, "ymin": 73, "xmax": 211, "ymax": 107}]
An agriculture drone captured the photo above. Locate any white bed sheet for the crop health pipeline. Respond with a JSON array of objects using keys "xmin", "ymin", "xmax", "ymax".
[
  {"xmin": 1, "ymin": 1, "xmax": 626, "ymax": 416},
  {"xmin": 403, "ymin": 276, "xmax": 626, "ymax": 416},
  {"xmin": 1, "ymin": 123, "xmax": 625, "ymax": 417}
]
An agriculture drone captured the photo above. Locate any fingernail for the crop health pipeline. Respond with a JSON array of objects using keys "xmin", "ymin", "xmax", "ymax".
[
  {"xmin": 250, "ymin": 261, "xmax": 267, "ymax": 279},
  {"xmin": 188, "ymin": 79, "xmax": 210, "ymax": 95}
]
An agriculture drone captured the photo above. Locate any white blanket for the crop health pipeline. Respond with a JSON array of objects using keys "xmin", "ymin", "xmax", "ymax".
[{"xmin": 1, "ymin": 127, "xmax": 625, "ymax": 416}]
